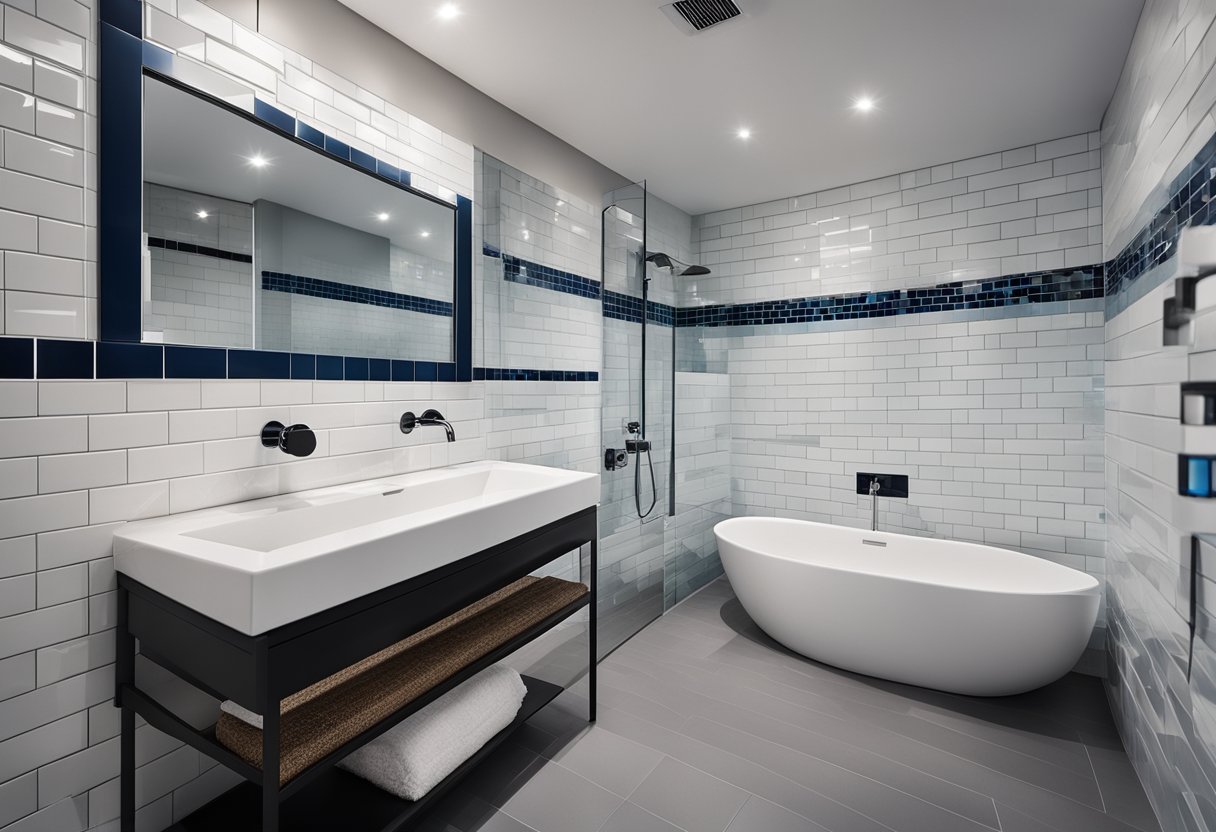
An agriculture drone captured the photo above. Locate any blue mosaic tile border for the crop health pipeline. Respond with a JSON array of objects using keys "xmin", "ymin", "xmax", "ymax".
[
  {"xmin": 676, "ymin": 266, "xmax": 1102, "ymax": 328},
  {"xmin": 0, "ymin": 335, "xmax": 457, "ymax": 381},
  {"xmin": 501, "ymin": 254, "xmax": 601, "ymax": 300},
  {"xmin": 603, "ymin": 290, "xmax": 676, "ymax": 326},
  {"xmin": 261, "ymin": 272, "xmax": 454, "ymax": 317},
  {"xmin": 1105, "ymin": 131, "xmax": 1216, "ymax": 309},
  {"xmin": 148, "ymin": 237, "xmax": 253, "ymax": 264},
  {"xmin": 474, "ymin": 367, "xmax": 598, "ymax": 382}
]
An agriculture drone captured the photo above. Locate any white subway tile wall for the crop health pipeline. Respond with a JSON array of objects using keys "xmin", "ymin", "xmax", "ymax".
[
  {"xmin": 685, "ymin": 136, "xmax": 1109, "ymax": 673},
  {"xmin": 0, "ymin": 2, "xmax": 597, "ymax": 830},
  {"xmin": 687, "ymin": 132, "xmax": 1102, "ymax": 307},
  {"xmin": 1101, "ymin": 0, "xmax": 1216, "ymax": 828}
]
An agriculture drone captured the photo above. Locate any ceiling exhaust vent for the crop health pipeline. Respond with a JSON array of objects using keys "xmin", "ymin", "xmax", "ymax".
[{"xmin": 665, "ymin": 0, "xmax": 742, "ymax": 33}]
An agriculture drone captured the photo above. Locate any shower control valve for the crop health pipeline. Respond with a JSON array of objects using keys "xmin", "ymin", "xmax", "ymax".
[
  {"xmin": 625, "ymin": 438, "xmax": 651, "ymax": 453},
  {"xmin": 604, "ymin": 448, "xmax": 629, "ymax": 471}
]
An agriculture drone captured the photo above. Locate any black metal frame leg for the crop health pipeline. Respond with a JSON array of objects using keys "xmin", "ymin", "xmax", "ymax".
[{"xmin": 117, "ymin": 586, "xmax": 136, "ymax": 832}]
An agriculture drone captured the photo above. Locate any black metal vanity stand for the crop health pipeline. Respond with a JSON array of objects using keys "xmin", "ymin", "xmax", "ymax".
[{"xmin": 114, "ymin": 507, "xmax": 597, "ymax": 832}]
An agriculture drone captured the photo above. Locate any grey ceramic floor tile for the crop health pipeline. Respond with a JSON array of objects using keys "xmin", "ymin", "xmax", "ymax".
[
  {"xmin": 416, "ymin": 795, "xmax": 540, "ymax": 832},
  {"xmin": 682, "ymin": 717, "xmax": 996, "ymax": 832},
  {"xmin": 545, "ymin": 725, "xmax": 664, "ymax": 797},
  {"xmin": 498, "ymin": 759, "xmax": 622, "ymax": 832},
  {"xmin": 725, "ymin": 795, "xmax": 830, "ymax": 832},
  {"xmin": 1086, "ymin": 744, "xmax": 1162, "ymax": 832},
  {"xmin": 599, "ymin": 801, "xmax": 688, "ymax": 832},
  {"xmin": 629, "ymin": 757, "xmax": 748, "ymax": 832}
]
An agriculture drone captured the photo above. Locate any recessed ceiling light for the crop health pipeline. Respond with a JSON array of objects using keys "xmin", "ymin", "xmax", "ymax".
[
  {"xmin": 247, "ymin": 154, "xmax": 269, "ymax": 168},
  {"xmin": 736, "ymin": 127, "xmax": 751, "ymax": 140},
  {"xmin": 436, "ymin": 3, "xmax": 461, "ymax": 20},
  {"xmin": 377, "ymin": 212, "xmax": 390, "ymax": 221},
  {"xmin": 195, "ymin": 210, "xmax": 209, "ymax": 219},
  {"xmin": 419, "ymin": 230, "xmax": 431, "ymax": 238},
  {"xmin": 853, "ymin": 96, "xmax": 876, "ymax": 113}
]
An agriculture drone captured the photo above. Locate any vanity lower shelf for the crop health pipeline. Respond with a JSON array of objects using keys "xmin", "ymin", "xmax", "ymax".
[{"xmin": 168, "ymin": 676, "xmax": 562, "ymax": 831}]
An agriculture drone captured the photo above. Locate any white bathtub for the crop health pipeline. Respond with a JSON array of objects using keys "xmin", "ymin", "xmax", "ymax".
[{"xmin": 714, "ymin": 517, "xmax": 1100, "ymax": 696}]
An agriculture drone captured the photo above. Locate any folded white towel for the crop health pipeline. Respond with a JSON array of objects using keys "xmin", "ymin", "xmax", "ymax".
[
  {"xmin": 220, "ymin": 699, "xmax": 264, "ymax": 729},
  {"xmin": 339, "ymin": 665, "xmax": 527, "ymax": 801}
]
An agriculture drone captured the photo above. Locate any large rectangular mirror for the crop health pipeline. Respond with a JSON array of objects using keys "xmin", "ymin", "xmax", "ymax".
[{"xmin": 140, "ymin": 74, "xmax": 457, "ymax": 363}]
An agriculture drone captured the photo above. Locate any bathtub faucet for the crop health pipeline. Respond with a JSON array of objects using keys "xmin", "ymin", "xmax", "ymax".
[{"xmin": 869, "ymin": 478, "xmax": 881, "ymax": 531}]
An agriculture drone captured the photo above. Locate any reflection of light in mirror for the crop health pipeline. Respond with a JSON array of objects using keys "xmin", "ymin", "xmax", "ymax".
[
  {"xmin": 736, "ymin": 128, "xmax": 751, "ymax": 140},
  {"xmin": 377, "ymin": 212, "xmax": 390, "ymax": 221},
  {"xmin": 195, "ymin": 210, "xmax": 209, "ymax": 219},
  {"xmin": 854, "ymin": 96, "xmax": 876, "ymax": 112},
  {"xmin": 247, "ymin": 154, "xmax": 269, "ymax": 168},
  {"xmin": 419, "ymin": 230, "xmax": 431, "ymax": 238},
  {"xmin": 522, "ymin": 230, "xmax": 530, "ymax": 240},
  {"xmin": 436, "ymin": 3, "xmax": 461, "ymax": 20}
]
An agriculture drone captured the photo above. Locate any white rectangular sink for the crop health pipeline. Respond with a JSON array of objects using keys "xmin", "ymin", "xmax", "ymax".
[{"xmin": 113, "ymin": 461, "xmax": 599, "ymax": 635}]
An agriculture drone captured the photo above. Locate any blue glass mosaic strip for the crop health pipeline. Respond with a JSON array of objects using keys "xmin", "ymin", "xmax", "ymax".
[
  {"xmin": 482, "ymin": 244, "xmax": 502, "ymax": 258},
  {"xmin": 501, "ymin": 254, "xmax": 601, "ymax": 300},
  {"xmin": 676, "ymin": 266, "xmax": 1102, "ymax": 328},
  {"xmin": 1106, "ymin": 132, "xmax": 1216, "ymax": 307},
  {"xmin": 37, "ymin": 339, "xmax": 94, "ymax": 378},
  {"xmin": 603, "ymin": 290, "xmax": 676, "ymax": 326},
  {"xmin": 261, "ymin": 272, "xmax": 455, "ymax": 317},
  {"xmin": 97, "ymin": 341, "xmax": 163, "ymax": 378},
  {"xmin": 147, "ymin": 237, "xmax": 253, "ymax": 264},
  {"xmin": 474, "ymin": 367, "xmax": 599, "ymax": 382},
  {"xmin": 0, "ymin": 338, "xmax": 34, "ymax": 379}
]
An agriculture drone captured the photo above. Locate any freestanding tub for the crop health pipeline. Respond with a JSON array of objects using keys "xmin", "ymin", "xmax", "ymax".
[{"xmin": 714, "ymin": 517, "xmax": 1101, "ymax": 696}]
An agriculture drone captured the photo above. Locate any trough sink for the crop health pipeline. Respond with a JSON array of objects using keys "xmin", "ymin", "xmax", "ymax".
[{"xmin": 113, "ymin": 461, "xmax": 599, "ymax": 635}]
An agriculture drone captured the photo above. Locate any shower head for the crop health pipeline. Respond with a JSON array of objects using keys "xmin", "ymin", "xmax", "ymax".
[{"xmin": 644, "ymin": 251, "xmax": 711, "ymax": 277}]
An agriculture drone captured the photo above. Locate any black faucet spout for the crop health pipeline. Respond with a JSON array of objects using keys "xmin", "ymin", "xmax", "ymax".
[{"xmin": 399, "ymin": 410, "xmax": 456, "ymax": 442}]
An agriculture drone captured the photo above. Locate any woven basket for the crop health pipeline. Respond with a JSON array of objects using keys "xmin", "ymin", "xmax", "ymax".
[{"xmin": 216, "ymin": 575, "xmax": 588, "ymax": 785}]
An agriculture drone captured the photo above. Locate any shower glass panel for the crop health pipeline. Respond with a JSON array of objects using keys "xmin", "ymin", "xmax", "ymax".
[{"xmin": 598, "ymin": 182, "xmax": 670, "ymax": 656}]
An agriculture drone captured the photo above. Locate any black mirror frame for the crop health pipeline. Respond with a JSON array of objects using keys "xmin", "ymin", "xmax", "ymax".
[{"xmin": 96, "ymin": 5, "xmax": 473, "ymax": 383}]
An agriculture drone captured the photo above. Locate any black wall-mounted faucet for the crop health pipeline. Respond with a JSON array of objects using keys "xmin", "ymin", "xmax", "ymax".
[
  {"xmin": 400, "ymin": 409, "xmax": 456, "ymax": 442},
  {"xmin": 261, "ymin": 421, "xmax": 317, "ymax": 457}
]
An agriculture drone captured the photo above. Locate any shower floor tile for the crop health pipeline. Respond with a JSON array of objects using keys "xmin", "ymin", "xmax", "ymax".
[{"xmin": 416, "ymin": 577, "xmax": 1159, "ymax": 832}]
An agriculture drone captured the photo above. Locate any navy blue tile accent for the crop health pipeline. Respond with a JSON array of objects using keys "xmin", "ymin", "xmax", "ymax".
[
  {"xmin": 323, "ymin": 135, "xmax": 351, "ymax": 161},
  {"xmin": 455, "ymin": 195, "xmax": 473, "ymax": 382},
  {"xmin": 316, "ymin": 354, "xmax": 344, "ymax": 380},
  {"xmin": 261, "ymin": 272, "xmax": 454, "ymax": 317},
  {"xmin": 399, "ymin": 169, "xmax": 412, "ymax": 188},
  {"xmin": 415, "ymin": 361, "xmax": 438, "ymax": 382},
  {"xmin": 290, "ymin": 353, "xmax": 316, "ymax": 380},
  {"xmin": 482, "ymin": 245, "xmax": 502, "ymax": 258},
  {"xmin": 391, "ymin": 360, "xmax": 415, "ymax": 381},
  {"xmin": 369, "ymin": 358, "xmax": 391, "ymax": 381},
  {"xmin": 142, "ymin": 41, "xmax": 173, "ymax": 74},
  {"xmin": 350, "ymin": 147, "xmax": 377, "ymax": 173},
  {"xmin": 676, "ymin": 266, "xmax": 1103, "ymax": 329},
  {"xmin": 229, "ymin": 349, "xmax": 290, "ymax": 379},
  {"xmin": 165, "ymin": 345, "xmax": 226, "ymax": 378},
  {"xmin": 254, "ymin": 98, "xmax": 296, "ymax": 135},
  {"xmin": 100, "ymin": 0, "xmax": 141, "ymax": 36},
  {"xmin": 97, "ymin": 341, "xmax": 162, "ymax": 378},
  {"xmin": 148, "ymin": 237, "xmax": 253, "ymax": 264},
  {"xmin": 37, "ymin": 340, "xmax": 94, "ymax": 379},
  {"xmin": 438, "ymin": 363, "xmax": 456, "ymax": 382},
  {"xmin": 344, "ymin": 356, "xmax": 369, "ymax": 381},
  {"xmin": 475, "ymin": 367, "xmax": 598, "ymax": 382},
  {"xmin": 99, "ymin": 23, "xmax": 144, "ymax": 343},
  {"xmin": 296, "ymin": 121, "xmax": 324, "ymax": 149},
  {"xmin": 501, "ymin": 254, "xmax": 601, "ymax": 300},
  {"xmin": 377, "ymin": 160, "xmax": 402, "ymax": 183},
  {"xmin": 0, "ymin": 338, "xmax": 34, "ymax": 379},
  {"xmin": 602, "ymin": 290, "xmax": 676, "ymax": 326},
  {"xmin": 1106, "ymin": 131, "xmax": 1216, "ymax": 311}
]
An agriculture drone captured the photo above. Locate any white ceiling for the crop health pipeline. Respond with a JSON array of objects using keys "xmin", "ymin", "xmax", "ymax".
[{"xmin": 339, "ymin": 0, "xmax": 1143, "ymax": 215}]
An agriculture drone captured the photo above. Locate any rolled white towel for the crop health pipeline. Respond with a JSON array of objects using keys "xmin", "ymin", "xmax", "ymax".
[{"xmin": 340, "ymin": 665, "xmax": 527, "ymax": 801}]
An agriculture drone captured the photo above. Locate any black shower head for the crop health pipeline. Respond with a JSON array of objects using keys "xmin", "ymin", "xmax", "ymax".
[{"xmin": 644, "ymin": 251, "xmax": 711, "ymax": 277}]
